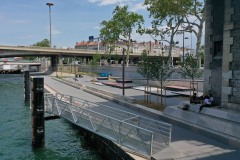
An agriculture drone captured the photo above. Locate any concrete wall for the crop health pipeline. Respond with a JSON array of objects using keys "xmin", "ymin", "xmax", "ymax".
[{"xmin": 205, "ymin": 0, "xmax": 240, "ymax": 111}]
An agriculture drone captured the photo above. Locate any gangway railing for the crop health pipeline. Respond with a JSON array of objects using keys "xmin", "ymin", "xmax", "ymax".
[{"xmin": 44, "ymin": 93, "xmax": 172, "ymax": 157}]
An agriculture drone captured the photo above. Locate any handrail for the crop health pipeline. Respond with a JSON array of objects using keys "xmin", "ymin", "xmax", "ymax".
[
  {"xmin": 44, "ymin": 94, "xmax": 172, "ymax": 156},
  {"xmin": 56, "ymin": 93, "xmax": 172, "ymax": 127}
]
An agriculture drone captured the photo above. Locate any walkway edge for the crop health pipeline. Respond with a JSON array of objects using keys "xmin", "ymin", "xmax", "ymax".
[{"xmin": 48, "ymin": 77, "xmax": 240, "ymax": 150}]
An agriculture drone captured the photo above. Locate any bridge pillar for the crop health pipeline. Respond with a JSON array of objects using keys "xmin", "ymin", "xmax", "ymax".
[
  {"xmin": 50, "ymin": 55, "xmax": 63, "ymax": 71},
  {"xmin": 50, "ymin": 56, "xmax": 58, "ymax": 71},
  {"xmin": 58, "ymin": 55, "xmax": 63, "ymax": 65},
  {"xmin": 24, "ymin": 71, "xmax": 30, "ymax": 101},
  {"xmin": 37, "ymin": 66, "xmax": 41, "ymax": 72},
  {"xmin": 31, "ymin": 77, "xmax": 45, "ymax": 148}
]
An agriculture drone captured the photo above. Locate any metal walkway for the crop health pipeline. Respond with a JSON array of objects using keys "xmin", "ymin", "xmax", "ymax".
[{"xmin": 44, "ymin": 93, "xmax": 172, "ymax": 157}]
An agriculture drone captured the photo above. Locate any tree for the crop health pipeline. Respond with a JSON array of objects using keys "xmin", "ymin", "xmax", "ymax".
[
  {"xmin": 100, "ymin": 20, "xmax": 121, "ymax": 55},
  {"xmin": 143, "ymin": 0, "xmax": 193, "ymax": 66},
  {"xmin": 24, "ymin": 39, "xmax": 50, "ymax": 60},
  {"xmin": 32, "ymin": 39, "xmax": 50, "ymax": 47},
  {"xmin": 89, "ymin": 53, "xmax": 101, "ymax": 80},
  {"xmin": 150, "ymin": 56, "xmax": 174, "ymax": 108},
  {"xmin": 100, "ymin": 5, "xmax": 144, "ymax": 66},
  {"xmin": 137, "ymin": 50, "xmax": 152, "ymax": 103},
  {"xmin": 178, "ymin": 54, "xmax": 203, "ymax": 96},
  {"xmin": 184, "ymin": 0, "xmax": 205, "ymax": 66},
  {"xmin": 199, "ymin": 45, "xmax": 205, "ymax": 66},
  {"xmin": 138, "ymin": 50, "xmax": 173, "ymax": 109}
]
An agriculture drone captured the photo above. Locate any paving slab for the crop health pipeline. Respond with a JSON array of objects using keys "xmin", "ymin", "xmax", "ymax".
[
  {"xmin": 164, "ymin": 105, "xmax": 240, "ymax": 141},
  {"xmin": 132, "ymin": 86, "xmax": 179, "ymax": 97},
  {"xmin": 44, "ymin": 75, "xmax": 240, "ymax": 160}
]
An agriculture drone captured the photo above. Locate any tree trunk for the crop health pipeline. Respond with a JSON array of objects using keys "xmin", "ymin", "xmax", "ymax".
[
  {"xmin": 196, "ymin": 20, "xmax": 204, "ymax": 67},
  {"xmin": 168, "ymin": 32, "xmax": 174, "ymax": 66},
  {"xmin": 160, "ymin": 79, "xmax": 163, "ymax": 109}
]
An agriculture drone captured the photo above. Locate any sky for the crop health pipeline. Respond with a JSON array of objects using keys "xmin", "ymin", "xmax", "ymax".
[{"xmin": 0, "ymin": 0, "xmax": 201, "ymax": 49}]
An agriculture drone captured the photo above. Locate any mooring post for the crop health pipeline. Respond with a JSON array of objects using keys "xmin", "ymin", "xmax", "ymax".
[
  {"xmin": 30, "ymin": 76, "xmax": 45, "ymax": 148},
  {"xmin": 24, "ymin": 71, "xmax": 30, "ymax": 101}
]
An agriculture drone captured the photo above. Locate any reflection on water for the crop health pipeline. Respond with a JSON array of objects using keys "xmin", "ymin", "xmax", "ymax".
[{"xmin": 0, "ymin": 75, "xmax": 102, "ymax": 160}]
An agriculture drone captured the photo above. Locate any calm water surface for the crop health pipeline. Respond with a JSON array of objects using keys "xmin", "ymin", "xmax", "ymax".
[{"xmin": 0, "ymin": 75, "xmax": 102, "ymax": 160}]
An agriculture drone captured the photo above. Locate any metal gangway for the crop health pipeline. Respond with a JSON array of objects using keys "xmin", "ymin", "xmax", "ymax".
[{"xmin": 44, "ymin": 93, "xmax": 172, "ymax": 157}]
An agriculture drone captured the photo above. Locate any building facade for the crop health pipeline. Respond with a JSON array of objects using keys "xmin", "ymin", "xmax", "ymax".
[
  {"xmin": 75, "ymin": 41, "xmax": 191, "ymax": 65},
  {"xmin": 204, "ymin": 0, "xmax": 240, "ymax": 111}
]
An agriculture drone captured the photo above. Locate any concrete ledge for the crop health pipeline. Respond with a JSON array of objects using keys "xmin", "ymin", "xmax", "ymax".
[
  {"xmin": 53, "ymin": 77, "xmax": 137, "ymax": 104},
  {"xmin": 49, "ymin": 77, "xmax": 240, "ymax": 150},
  {"xmin": 164, "ymin": 105, "xmax": 240, "ymax": 143},
  {"xmin": 85, "ymin": 85, "xmax": 137, "ymax": 104},
  {"xmin": 178, "ymin": 102, "xmax": 240, "ymax": 124},
  {"xmin": 52, "ymin": 77, "xmax": 84, "ymax": 89}
]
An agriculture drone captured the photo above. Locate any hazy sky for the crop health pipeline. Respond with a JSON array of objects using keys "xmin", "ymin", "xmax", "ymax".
[{"xmin": 0, "ymin": 0, "xmax": 200, "ymax": 48}]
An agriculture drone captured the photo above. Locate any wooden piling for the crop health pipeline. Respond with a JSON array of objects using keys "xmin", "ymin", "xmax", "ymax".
[
  {"xmin": 24, "ymin": 71, "xmax": 30, "ymax": 101},
  {"xmin": 30, "ymin": 77, "xmax": 45, "ymax": 148}
]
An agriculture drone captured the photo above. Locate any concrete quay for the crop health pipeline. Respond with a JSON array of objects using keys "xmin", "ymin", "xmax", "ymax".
[{"xmin": 43, "ymin": 74, "xmax": 240, "ymax": 160}]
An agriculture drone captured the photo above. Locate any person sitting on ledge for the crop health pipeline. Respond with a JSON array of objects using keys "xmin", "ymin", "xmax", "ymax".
[
  {"xmin": 190, "ymin": 93, "xmax": 201, "ymax": 104},
  {"xmin": 199, "ymin": 95, "xmax": 213, "ymax": 112}
]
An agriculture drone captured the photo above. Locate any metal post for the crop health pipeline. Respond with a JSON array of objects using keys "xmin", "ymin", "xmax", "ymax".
[
  {"xmin": 97, "ymin": 37, "xmax": 100, "ymax": 52},
  {"xmin": 31, "ymin": 77, "xmax": 45, "ymax": 148},
  {"xmin": 24, "ymin": 71, "xmax": 30, "ymax": 101},
  {"xmin": 183, "ymin": 31, "xmax": 185, "ymax": 64},
  {"xmin": 46, "ymin": 2, "xmax": 54, "ymax": 47},
  {"xmin": 122, "ymin": 48, "xmax": 125, "ymax": 96}
]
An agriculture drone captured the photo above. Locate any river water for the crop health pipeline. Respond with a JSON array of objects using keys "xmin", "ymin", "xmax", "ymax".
[{"xmin": 0, "ymin": 75, "xmax": 102, "ymax": 160}]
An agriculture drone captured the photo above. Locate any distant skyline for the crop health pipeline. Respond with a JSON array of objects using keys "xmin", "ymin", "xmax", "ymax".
[{"xmin": 0, "ymin": 0, "xmax": 202, "ymax": 49}]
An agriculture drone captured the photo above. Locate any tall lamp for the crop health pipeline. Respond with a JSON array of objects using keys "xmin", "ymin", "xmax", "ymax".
[{"xmin": 46, "ymin": 2, "xmax": 54, "ymax": 47}]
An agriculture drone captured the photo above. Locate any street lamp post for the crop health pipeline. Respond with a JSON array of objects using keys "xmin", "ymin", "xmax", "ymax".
[
  {"xmin": 46, "ymin": 2, "xmax": 54, "ymax": 48},
  {"xmin": 122, "ymin": 48, "xmax": 125, "ymax": 96}
]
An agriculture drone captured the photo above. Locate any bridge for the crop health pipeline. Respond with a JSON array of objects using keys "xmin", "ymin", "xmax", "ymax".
[
  {"xmin": 44, "ymin": 93, "xmax": 172, "ymax": 158},
  {"xmin": 0, "ymin": 45, "xmax": 144, "ymax": 69},
  {"xmin": 0, "ymin": 45, "xmax": 105, "ymax": 58}
]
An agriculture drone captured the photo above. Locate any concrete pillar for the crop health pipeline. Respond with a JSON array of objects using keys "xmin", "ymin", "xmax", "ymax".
[
  {"xmin": 31, "ymin": 77, "xmax": 45, "ymax": 148},
  {"xmin": 24, "ymin": 71, "xmax": 30, "ymax": 101},
  {"xmin": 58, "ymin": 55, "xmax": 63, "ymax": 65},
  {"xmin": 204, "ymin": 0, "xmax": 214, "ymax": 96},
  {"xmin": 221, "ymin": 0, "xmax": 234, "ymax": 109},
  {"xmin": 50, "ymin": 56, "xmax": 58, "ymax": 71},
  {"xmin": 37, "ymin": 66, "xmax": 40, "ymax": 72}
]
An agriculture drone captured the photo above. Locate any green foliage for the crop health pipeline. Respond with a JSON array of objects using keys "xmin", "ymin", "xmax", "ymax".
[
  {"xmin": 150, "ymin": 56, "xmax": 174, "ymax": 83},
  {"xmin": 100, "ymin": 20, "xmax": 121, "ymax": 53},
  {"xmin": 137, "ymin": 50, "xmax": 173, "ymax": 81},
  {"xmin": 200, "ymin": 45, "xmax": 205, "ymax": 65},
  {"xmin": 144, "ymin": 0, "xmax": 193, "ymax": 21},
  {"xmin": 178, "ymin": 54, "xmax": 203, "ymax": 80},
  {"xmin": 32, "ymin": 39, "xmax": 50, "ymax": 47},
  {"xmin": 137, "ymin": 50, "xmax": 151, "ymax": 79},
  {"xmin": 100, "ymin": 5, "xmax": 144, "ymax": 62},
  {"xmin": 143, "ymin": 0, "xmax": 193, "ymax": 65},
  {"xmin": 112, "ymin": 5, "xmax": 144, "ymax": 41},
  {"xmin": 90, "ymin": 53, "xmax": 101, "ymax": 68},
  {"xmin": 24, "ymin": 39, "xmax": 50, "ymax": 60}
]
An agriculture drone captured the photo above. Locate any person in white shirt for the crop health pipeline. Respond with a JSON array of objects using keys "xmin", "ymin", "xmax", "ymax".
[{"xmin": 199, "ymin": 95, "xmax": 212, "ymax": 112}]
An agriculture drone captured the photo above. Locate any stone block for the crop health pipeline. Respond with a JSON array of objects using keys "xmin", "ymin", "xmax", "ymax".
[
  {"xmin": 231, "ymin": 95, "xmax": 240, "ymax": 105},
  {"xmin": 231, "ymin": 29, "xmax": 240, "ymax": 37},
  {"xmin": 233, "ymin": 70, "xmax": 240, "ymax": 77},
  {"xmin": 221, "ymin": 93, "xmax": 229, "ymax": 102},
  {"xmin": 222, "ymin": 71, "xmax": 233, "ymax": 79},
  {"xmin": 222, "ymin": 78, "xmax": 230, "ymax": 87},
  {"xmin": 223, "ymin": 30, "xmax": 231, "ymax": 38},
  {"xmin": 224, "ymin": 23, "xmax": 234, "ymax": 30},
  {"xmin": 205, "ymin": 29, "xmax": 213, "ymax": 36},
  {"xmin": 222, "ymin": 87, "xmax": 232, "ymax": 95}
]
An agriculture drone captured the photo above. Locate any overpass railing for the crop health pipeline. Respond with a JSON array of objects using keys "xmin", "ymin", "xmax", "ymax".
[{"xmin": 44, "ymin": 93, "xmax": 172, "ymax": 157}]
